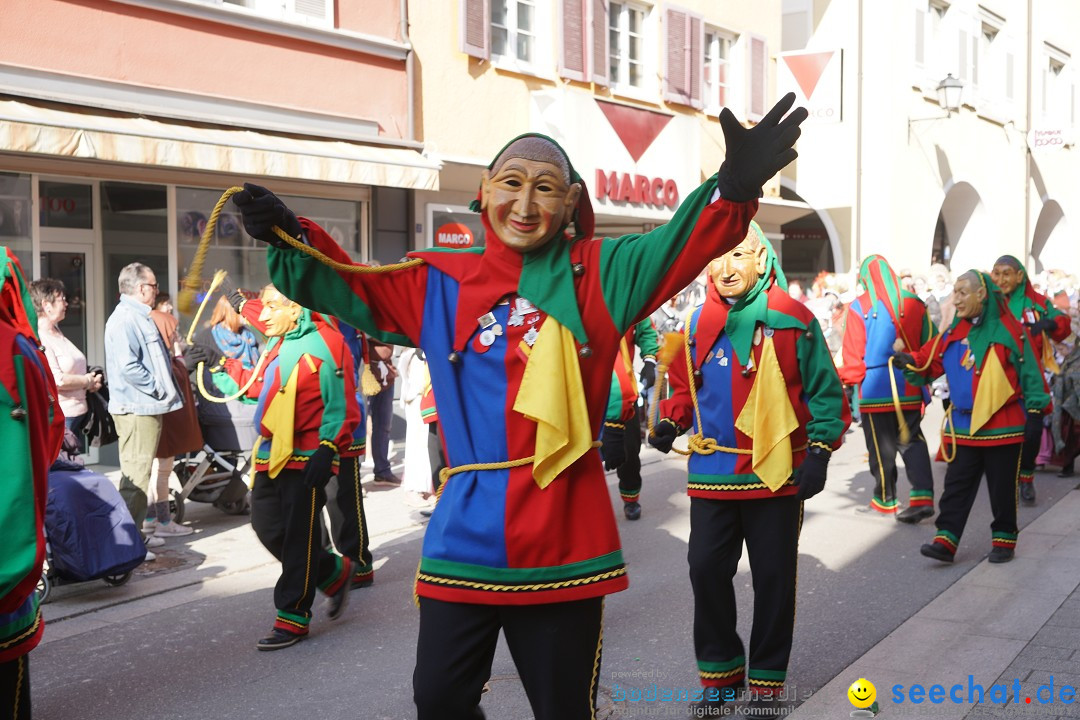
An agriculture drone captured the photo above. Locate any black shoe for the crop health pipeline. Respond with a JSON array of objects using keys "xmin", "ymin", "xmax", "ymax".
[
  {"xmin": 896, "ymin": 505, "xmax": 934, "ymax": 524},
  {"xmin": 256, "ymin": 628, "xmax": 305, "ymax": 651},
  {"xmin": 326, "ymin": 559, "xmax": 353, "ymax": 621},
  {"xmin": 1020, "ymin": 482, "xmax": 1036, "ymax": 505},
  {"xmin": 988, "ymin": 546, "xmax": 1015, "ymax": 563},
  {"xmin": 351, "ymin": 570, "xmax": 374, "ymax": 590},
  {"xmin": 1058, "ymin": 469, "xmax": 1075, "ymax": 478},
  {"xmin": 623, "ymin": 501, "xmax": 642, "ymax": 521},
  {"xmin": 920, "ymin": 542, "xmax": 955, "ymax": 563},
  {"xmin": 371, "ymin": 474, "xmax": 402, "ymax": 487}
]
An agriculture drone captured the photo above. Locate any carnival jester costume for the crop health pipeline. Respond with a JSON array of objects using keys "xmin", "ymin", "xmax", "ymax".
[
  {"xmin": 991, "ymin": 255, "xmax": 1072, "ymax": 505},
  {"xmin": 899, "ymin": 271, "xmax": 1049, "ymax": 563},
  {"xmin": 234, "ymin": 93, "xmax": 807, "ymax": 720},
  {"xmin": 230, "ymin": 288, "xmax": 359, "ymax": 649},
  {"xmin": 839, "ymin": 255, "xmax": 937, "ymax": 519},
  {"xmin": 651, "ymin": 226, "xmax": 849, "ymax": 705},
  {"xmin": 601, "ymin": 315, "xmax": 659, "ymax": 520},
  {"xmin": 0, "ymin": 247, "xmax": 64, "ymax": 718}
]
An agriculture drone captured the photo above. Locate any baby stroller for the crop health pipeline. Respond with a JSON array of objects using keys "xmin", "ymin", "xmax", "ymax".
[
  {"xmin": 170, "ymin": 364, "xmax": 258, "ymax": 523},
  {"xmin": 38, "ymin": 462, "xmax": 146, "ymax": 603}
]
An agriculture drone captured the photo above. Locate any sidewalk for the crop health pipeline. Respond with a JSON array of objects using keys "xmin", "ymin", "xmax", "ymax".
[{"xmin": 790, "ymin": 484, "xmax": 1080, "ymax": 720}]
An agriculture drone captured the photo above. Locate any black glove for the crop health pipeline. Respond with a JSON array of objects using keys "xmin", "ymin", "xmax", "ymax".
[
  {"xmin": 639, "ymin": 358, "xmax": 656, "ymax": 393},
  {"xmin": 716, "ymin": 93, "xmax": 808, "ymax": 202},
  {"xmin": 228, "ymin": 289, "xmax": 248, "ymax": 313},
  {"xmin": 648, "ymin": 418, "xmax": 681, "ymax": 454},
  {"xmin": 1027, "ymin": 317, "xmax": 1058, "ymax": 336},
  {"xmin": 1025, "ymin": 410, "xmax": 1045, "ymax": 438},
  {"xmin": 303, "ymin": 444, "xmax": 337, "ymax": 490},
  {"xmin": 893, "ymin": 351, "xmax": 916, "ymax": 369},
  {"xmin": 601, "ymin": 422, "xmax": 626, "ymax": 471},
  {"xmin": 231, "ymin": 183, "xmax": 302, "ymax": 248},
  {"xmin": 794, "ymin": 446, "xmax": 830, "ymax": 501},
  {"xmin": 184, "ymin": 343, "xmax": 223, "ymax": 370}
]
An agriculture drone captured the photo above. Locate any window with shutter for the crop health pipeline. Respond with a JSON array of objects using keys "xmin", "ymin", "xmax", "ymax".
[
  {"xmin": 559, "ymin": 0, "xmax": 588, "ymax": 81},
  {"xmin": 461, "ymin": 0, "xmax": 491, "ymax": 60},
  {"xmin": 608, "ymin": 1, "xmax": 647, "ymax": 90},
  {"xmin": 663, "ymin": 8, "xmax": 688, "ymax": 104},
  {"xmin": 688, "ymin": 14, "xmax": 703, "ymax": 108},
  {"xmin": 747, "ymin": 34, "xmax": 767, "ymax": 120},
  {"xmin": 591, "ymin": 0, "xmax": 609, "ymax": 85},
  {"xmin": 288, "ymin": 0, "xmax": 329, "ymax": 24},
  {"xmin": 704, "ymin": 29, "xmax": 735, "ymax": 112}
]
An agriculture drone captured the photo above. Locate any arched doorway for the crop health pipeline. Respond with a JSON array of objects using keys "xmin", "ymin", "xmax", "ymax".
[
  {"xmin": 778, "ymin": 185, "xmax": 838, "ymax": 284},
  {"xmin": 1030, "ymin": 200, "xmax": 1073, "ymax": 273},
  {"xmin": 931, "ymin": 181, "xmax": 992, "ymax": 271}
]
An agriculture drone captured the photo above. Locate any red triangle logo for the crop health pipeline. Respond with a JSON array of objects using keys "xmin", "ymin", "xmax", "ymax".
[
  {"xmin": 783, "ymin": 51, "xmax": 834, "ymax": 99},
  {"xmin": 596, "ymin": 100, "xmax": 674, "ymax": 164}
]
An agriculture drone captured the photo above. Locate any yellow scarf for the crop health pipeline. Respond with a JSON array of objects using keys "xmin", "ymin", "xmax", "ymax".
[{"xmin": 734, "ymin": 335, "xmax": 799, "ymax": 491}]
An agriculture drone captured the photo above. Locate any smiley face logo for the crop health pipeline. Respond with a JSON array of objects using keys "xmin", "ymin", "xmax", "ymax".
[{"xmin": 847, "ymin": 678, "xmax": 877, "ymax": 709}]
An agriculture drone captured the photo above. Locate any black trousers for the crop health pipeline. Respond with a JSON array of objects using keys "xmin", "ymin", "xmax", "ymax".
[
  {"xmin": 0, "ymin": 655, "xmax": 31, "ymax": 720},
  {"xmin": 936, "ymin": 443, "xmax": 1021, "ymax": 546},
  {"xmin": 323, "ymin": 455, "xmax": 373, "ymax": 573},
  {"xmin": 1018, "ymin": 418, "xmax": 1042, "ymax": 484},
  {"xmin": 689, "ymin": 495, "xmax": 801, "ymax": 689},
  {"xmin": 251, "ymin": 469, "xmax": 341, "ymax": 621},
  {"xmin": 617, "ymin": 414, "xmax": 643, "ymax": 502},
  {"xmin": 413, "ymin": 597, "xmax": 604, "ymax": 720},
  {"xmin": 863, "ymin": 411, "xmax": 934, "ymax": 507}
]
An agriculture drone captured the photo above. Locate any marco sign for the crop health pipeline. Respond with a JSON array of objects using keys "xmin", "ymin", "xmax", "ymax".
[{"xmin": 595, "ymin": 170, "xmax": 680, "ymax": 209}]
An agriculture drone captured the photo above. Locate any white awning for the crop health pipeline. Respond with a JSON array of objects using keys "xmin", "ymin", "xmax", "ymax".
[
  {"xmin": 754, "ymin": 197, "xmax": 817, "ymax": 231},
  {"xmin": 0, "ymin": 98, "xmax": 440, "ymax": 190}
]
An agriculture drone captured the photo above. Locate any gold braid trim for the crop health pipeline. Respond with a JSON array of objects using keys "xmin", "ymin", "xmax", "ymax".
[
  {"xmin": 416, "ymin": 567, "xmax": 626, "ymax": 593},
  {"xmin": 0, "ymin": 612, "xmax": 40, "ymax": 650},
  {"xmin": 700, "ymin": 667, "xmax": 745, "ymax": 680}
]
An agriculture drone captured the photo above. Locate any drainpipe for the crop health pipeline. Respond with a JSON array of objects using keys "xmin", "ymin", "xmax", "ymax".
[
  {"xmin": 853, "ymin": 0, "xmax": 864, "ymax": 272},
  {"xmin": 1023, "ymin": 0, "xmax": 1033, "ymax": 264},
  {"xmin": 401, "ymin": 0, "xmax": 416, "ymax": 142}
]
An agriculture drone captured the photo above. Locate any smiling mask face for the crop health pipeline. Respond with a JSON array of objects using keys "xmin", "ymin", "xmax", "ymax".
[{"xmin": 708, "ymin": 229, "xmax": 769, "ymax": 299}]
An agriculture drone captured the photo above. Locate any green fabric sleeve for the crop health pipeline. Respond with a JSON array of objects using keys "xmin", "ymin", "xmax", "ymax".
[
  {"xmin": 635, "ymin": 317, "xmax": 660, "ymax": 358},
  {"xmin": 605, "ymin": 371, "xmax": 623, "ymax": 422},
  {"xmin": 318, "ymin": 354, "xmax": 349, "ymax": 450},
  {"xmin": 921, "ymin": 307, "xmax": 938, "ymax": 345},
  {"xmin": 796, "ymin": 319, "xmax": 849, "ymax": 446},
  {"xmin": 1016, "ymin": 341, "xmax": 1051, "ymax": 412},
  {"xmin": 598, "ymin": 176, "xmax": 735, "ymax": 334},
  {"xmin": 0, "ymin": 360, "xmax": 37, "ymax": 600}
]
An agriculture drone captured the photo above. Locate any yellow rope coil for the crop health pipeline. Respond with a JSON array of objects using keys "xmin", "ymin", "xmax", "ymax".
[
  {"xmin": 435, "ymin": 442, "xmax": 603, "ymax": 498},
  {"xmin": 194, "ymin": 347, "xmax": 271, "ymax": 403},
  {"xmin": 939, "ymin": 404, "xmax": 958, "ymax": 463},
  {"xmin": 184, "ymin": 269, "xmax": 227, "ymax": 344}
]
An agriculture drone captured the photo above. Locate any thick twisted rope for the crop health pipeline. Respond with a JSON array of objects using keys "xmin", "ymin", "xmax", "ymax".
[
  {"xmin": 184, "ymin": 269, "xmax": 227, "ymax": 344},
  {"xmin": 435, "ymin": 442, "xmax": 603, "ymax": 499},
  {"xmin": 194, "ymin": 348, "xmax": 270, "ymax": 403}
]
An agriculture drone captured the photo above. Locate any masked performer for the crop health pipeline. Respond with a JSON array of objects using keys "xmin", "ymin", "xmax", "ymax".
[
  {"xmin": 897, "ymin": 271, "xmax": 1049, "ymax": 563},
  {"xmin": 839, "ymin": 255, "xmax": 937, "ymax": 521},
  {"xmin": 234, "ymin": 96, "xmax": 806, "ymax": 719},
  {"xmin": 649, "ymin": 225, "xmax": 848, "ymax": 715},
  {"xmin": 0, "ymin": 248, "xmax": 64, "ymax": 718},
  {"xmin": 991, "ymin": 255, "xmax": 1071, "ymax": 505}
]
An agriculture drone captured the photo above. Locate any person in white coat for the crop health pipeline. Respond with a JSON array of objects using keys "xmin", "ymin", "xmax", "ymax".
[{"xmin": 398, "ymin": 347, "xmax": 434, "ymax": 508}]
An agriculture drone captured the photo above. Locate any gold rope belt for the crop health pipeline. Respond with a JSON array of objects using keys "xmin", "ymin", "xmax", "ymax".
[{"xmin": 435, "ymin": 442, "xmax": 603, "ymax": 498}]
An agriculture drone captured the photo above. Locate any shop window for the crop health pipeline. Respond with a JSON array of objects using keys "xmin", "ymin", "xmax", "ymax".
[
  {"xmin": 0, "ymin": 172, "xmax": 32, "ymax": 271},
  {"xmin": 427, "ymin": 204, "xmax": 486, "ymax": 250},
  {"xmin": 40, "ymin": 181, "xmax": 93, "ymax": 230},
  {"xmin": 101, "ymin": 182, "xmax": 168, "ymax": 310},
  {"xmin": 176, "ymin": 187, "xmax": 362, "ymax": 320},
  {"xmin": 372, "ymin": 187, "xmax": 410, "ymax": 266}
]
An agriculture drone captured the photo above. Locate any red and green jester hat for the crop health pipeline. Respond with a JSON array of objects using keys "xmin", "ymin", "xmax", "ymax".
[
  {"xmin": 0, "ymin": 247, "xmax": 65, "ymax": 665},
  {"xmin": 261, "ymin": 131, "xmax": 766, "ymax": 605},
  {"xmin": 654, "ymin": 224, "xmax": 851, "ymax": 499}
]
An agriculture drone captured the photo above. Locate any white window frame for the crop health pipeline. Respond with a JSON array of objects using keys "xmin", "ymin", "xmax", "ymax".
[
  {"xmin": 490, "ymin": 0, "xmax": 553, "ymax": 77},
  {"xmin": 703, "ymin": 27, "xmax": 738, "ymax": 116},
  {"xmin": 608, "ymin": 0, "xmax": 654, "ymax": 99},
  {"xmin": 204, "ymin": 0, "xmax": 332, "ymax": 27},
  {"xmin": 1042, "ymin": 45, "xmax": 1074, "ymax": 127}
]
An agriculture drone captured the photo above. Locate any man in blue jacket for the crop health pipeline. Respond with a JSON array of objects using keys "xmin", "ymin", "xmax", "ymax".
[{"xmin": 104, "ymin": 263, "xmax": 182, "ymax": 556}]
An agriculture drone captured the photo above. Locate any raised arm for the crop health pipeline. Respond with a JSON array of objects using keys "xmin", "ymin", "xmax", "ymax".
[{"xmin": 233, "ymin": 184, "xmax": 428, "ymax": 347}]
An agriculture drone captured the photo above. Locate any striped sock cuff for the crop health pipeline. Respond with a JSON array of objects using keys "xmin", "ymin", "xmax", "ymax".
[
  {"xmin": 620, "ymin": 492, "xmax": 640, "ymax": 503},
  {"xmin": 1018, "ymin": 471, "xmax": 1035, "ymax": 484},
  {"xmin": 992, "ymin": 532, "xmax": 1018, "ymax": 548},
  {"xmin": 319, "ymin": 556, "xmax": 352, "ymax": 596},
  {"xmin": 909, "ymin": 490, "xmax": 934, "ymax": 507},
  {"xmin": 748, "ymin": 669, "xmax": 786, "ymax": 698},
  {"xmin": 698, "ymin": 657, "xmax": 745, "ymax": 688},
  {"xmin": 274, "ymin": 610, "xmax": 310, "ymax": 635},
  {"xmin": 933, "ymin": 530, "xmax": 960, "ymax": 553},
  {"xmin": 870, "ymin": 498, "xmax": 899, "ymax": 513}
]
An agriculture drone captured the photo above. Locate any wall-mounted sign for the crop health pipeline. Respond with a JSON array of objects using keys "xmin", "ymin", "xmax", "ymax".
[
  {"xmin": 778, "ymin": 50, "xmax": 843, "ymax": 124},
  {"xmin": 1029, "ymin": 127, "xmax": 1071, "ymax": 153},
  {"xmin": 434, "ymin": 221, "xmax": 475, "ymax": 248},
  {"xmin": 595, "ymin": 170, "xmax": 679, "ymax": 209}
]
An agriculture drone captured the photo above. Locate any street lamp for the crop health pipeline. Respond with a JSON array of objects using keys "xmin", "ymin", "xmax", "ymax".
[{"xmin": 935, "ymin": 73, "xmax": 964, "ymax": 115}]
